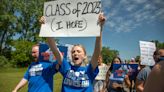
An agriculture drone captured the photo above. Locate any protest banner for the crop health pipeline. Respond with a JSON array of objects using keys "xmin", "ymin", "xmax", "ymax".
[
  {"xmin": 39, "ymin": 0, "xmax": 101, "ymax": 37},
  {"xmin": 139, "ymin": 41, "xmax": 156, "ymax": 66},
  {"xmin": 95, "ymin": 65, "xmax": 109, "ymax": 80},
  {"xmin": 110, "ymin": 64, "xmax": 138, "ymax": 82},
  {"xmin": 39, "ymin": 43, "xmax": 68, "ymax": 62}
]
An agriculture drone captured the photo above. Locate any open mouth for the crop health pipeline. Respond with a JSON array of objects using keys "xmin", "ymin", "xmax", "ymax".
[{"xmin": 74, "ymin": 57, "xmax": 79, "ymax": 61}]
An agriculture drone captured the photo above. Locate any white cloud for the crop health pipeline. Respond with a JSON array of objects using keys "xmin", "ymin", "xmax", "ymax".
[
  {"xmin": 155, "ymin": 9, "xmax": 164, "ymax": 20},
  {"xmin": 102, "ymin": 0, "xmax": 164, "ymax": 32},
  {"xmin": 144, "ymin": 4, "xmax": 152, "ymax": 10},
  {"xmin": 126, "ymin": 4, "xmax": 137, "ymax": 12},
  {"xmin": 153, "ymin": 0, "xmax": 164, "ymax": 5},
  {"xmin": 135, "ymin": 0, "xmax": 147, "ymax": 4}
]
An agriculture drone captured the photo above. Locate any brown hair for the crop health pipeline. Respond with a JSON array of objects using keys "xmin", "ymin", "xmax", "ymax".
[{"xmin": 32, "ymin": 44, "xmax": 39, "ymax": 48}]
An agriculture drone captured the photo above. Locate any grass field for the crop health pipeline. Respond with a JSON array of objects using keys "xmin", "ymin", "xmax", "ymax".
[{"xmin": 0, "ymin": 67, "xmax": 62, "ymax": 92}]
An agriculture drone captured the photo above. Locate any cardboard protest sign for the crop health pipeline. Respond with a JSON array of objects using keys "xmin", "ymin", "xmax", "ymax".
[
  {"xmin": 139, "ymin": 41, "xmax": 156, "ymax": 66},
  {"xmin": 109, "ymin": 74, "xmax": 124, "ymax": 82},
  {"xmin": 110, "ymin": 64, "xmax": 138, "ymax": 82},
  {"xmin": 95, "ymin": 65, "xmax": 109, "ymax": 80},
  {"xmin": 39, "ymin": 43, "xmax": 68, "ymax": 62},
  {"xmin": 39, "ymin": 0, "xmax": 101, "ymax": 37}
]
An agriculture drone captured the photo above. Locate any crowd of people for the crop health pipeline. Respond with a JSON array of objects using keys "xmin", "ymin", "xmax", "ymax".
[{"xmin": 12, "ymin": 13, "xmax": 164, "ymax": 92}]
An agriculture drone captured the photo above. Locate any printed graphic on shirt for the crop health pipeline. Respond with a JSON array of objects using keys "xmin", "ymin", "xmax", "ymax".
[
  {"xmin": 63, "ymin": 70, "xmax": 89, "ymax": 87},
  {"xmin": 29, "ymin": 64, "xmax": 43, "ymax": 76}
]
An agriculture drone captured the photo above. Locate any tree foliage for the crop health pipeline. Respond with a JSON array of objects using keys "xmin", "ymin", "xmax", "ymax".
[
  {"xmin": 11, "ymin": 40, "xmax": 35, "ymax": 67},
  {"xmin": 0, "ymin": 0, "xmax": 47, "ymax": 67},
  {"xmin": 12, "ymin": 0, "xmax": 46, "ymax": 41},
  {"xmin": 0, "ymin": 55, "xmax": 9, "ymax": 67},
  {"xmin": 151, "ymin": 40, "xmax": 164, "ymax": 49},
  {"xmin": 135, "ymin": 55, "xmax": 140, "ymax": 63},
  {"xmin": 0, "ymin": 0, "xmax": 17, "ymax": 55},
  {"xmin": 101, "ymin": 46, "xmax": 119, "ymax": 64}
]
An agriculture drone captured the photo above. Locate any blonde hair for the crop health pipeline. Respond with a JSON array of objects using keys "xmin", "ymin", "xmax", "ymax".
[{"xmin": 71, "ymin": 44, "xmax": 88, "ymax": 66}]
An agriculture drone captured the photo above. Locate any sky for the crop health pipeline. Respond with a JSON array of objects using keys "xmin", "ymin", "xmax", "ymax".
[{"xmin": 55, "ymin": 0, "xmax": 164, "ymax": 60}]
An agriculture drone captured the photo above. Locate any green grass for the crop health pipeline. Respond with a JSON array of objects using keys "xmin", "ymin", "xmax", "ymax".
[{"xmin": 0, "ymin": 67, "xmax": 62, "ymax": 92}]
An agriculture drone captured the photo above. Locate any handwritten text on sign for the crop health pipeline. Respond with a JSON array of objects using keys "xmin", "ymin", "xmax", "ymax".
[
  {"xmin": 140, "ymin": 41, "xmax": 156, "ymax": 66},
  {"xmin": 95, "ymin": 65, "xmax": 109, "ymax": 80},
  {"xmin": 39, "ymin": 0, "xmax": 101, "ymax": 37}
]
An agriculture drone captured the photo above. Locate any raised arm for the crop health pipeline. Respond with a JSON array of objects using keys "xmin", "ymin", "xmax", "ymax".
[
  {"xmin": 90, "ymin": 13, "xmax": 105, "ymax": 70},
  {"xmin": 12, "ymin": 78, "xmax": 28, "ymax": 92},
  {"xmin": 40, "ymin": 17, "xmax": 63, "ymax": 64},
  {"xmin": 47, "ymin": 37, "xmax": 63, "ymax": 65}
]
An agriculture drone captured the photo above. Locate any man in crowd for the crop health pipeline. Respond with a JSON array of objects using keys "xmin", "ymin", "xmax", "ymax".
[
  {"xmin": 93, "ymin": 55, "xmax": 108, "ymax": 92},
  {"xmin": 135, "ymin": 49, "xmax": 160, "ymax": 92},
  {"xmin": 12, "ymin": 44, "xmax": 60, "ymax": 92},
  {"xmin": 144, "ymin": 49, "xmax": 164, "ymax": 92}
]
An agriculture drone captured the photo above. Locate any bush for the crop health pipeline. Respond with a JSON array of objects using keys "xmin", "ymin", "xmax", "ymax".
[
  {"xmin": 11, "ymin": 40, "xmax": 35, "ymax": 67},
  {"xmin": 0, "ymin": 55, "xmax": 9, "ymax": 67}
]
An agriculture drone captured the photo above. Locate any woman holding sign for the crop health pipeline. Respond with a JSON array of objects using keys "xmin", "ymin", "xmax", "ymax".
[
  {"xmin": 40, "ymin": 13, "xmax": 105, "ymax": 92},
  {"xmin": 105, "ymin": 57, "xmax": 131, "ymax": 92}
]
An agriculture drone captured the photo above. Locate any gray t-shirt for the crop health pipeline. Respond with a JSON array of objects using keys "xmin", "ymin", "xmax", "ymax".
[{"xmin": 137, "ymin": 66, "xmax": 152, "ymax": 81}]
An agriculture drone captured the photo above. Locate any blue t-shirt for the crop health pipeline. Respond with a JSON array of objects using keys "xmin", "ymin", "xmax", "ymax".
[
  {"xmin": 60, "ymin": 59, "xmax": 99, "ymax": 92},
  {"xmin": 24, "ymin": 61, "xmax": 58, "ymax": 92}
]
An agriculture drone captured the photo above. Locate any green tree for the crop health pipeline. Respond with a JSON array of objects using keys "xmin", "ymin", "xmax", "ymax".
[
  {"xmin": 0, "ymin": 55, "xmax": 9, "ymax": 67},
  {"xmin": 135, "ymin": 55, "xmax": 140, "ymax": 63},
  {"xmin": 12, "ymin": 0, "xmax": 46, "ymax": 41},
  {"xmin": 0, "ymin": 0, "xmax": 17, "ymax": 56},
  {"xmin": 101, "ymin": 46, "xmax": 119, "ymax": 64},
  {"xmin": 0, "ymin": 0, "xmax": 47, "ymax": 54},
  {"xmin": 151, "ymin": 40, "xmax": 164, "ymax": 49},
  {"xmin": 11, "ymin": 40, "xmax": 35, "ymax": 67},
  {"xmin": 0, "ymin": 0, "xmax": 49, "ymax": 67}
]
